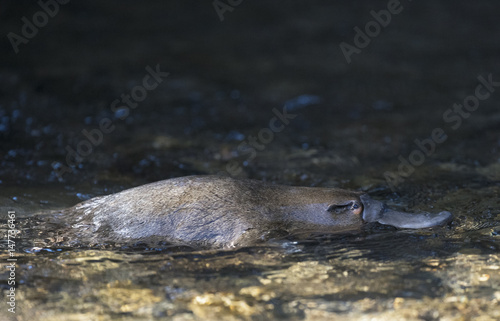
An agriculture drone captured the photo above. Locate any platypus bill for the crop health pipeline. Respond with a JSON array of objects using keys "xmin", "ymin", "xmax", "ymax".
[{"xmin": 43, "ymin": 175, "xmax": 452, "ymax": 249}]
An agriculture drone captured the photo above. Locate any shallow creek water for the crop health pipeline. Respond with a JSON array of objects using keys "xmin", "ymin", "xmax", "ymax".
[
  {"xmin": 1, "ymin": 1, "xmax": 500, "ymax": 320},
  {"xmin": 1, "ymin": 166, "xmax": 499, "ymax": 320}
]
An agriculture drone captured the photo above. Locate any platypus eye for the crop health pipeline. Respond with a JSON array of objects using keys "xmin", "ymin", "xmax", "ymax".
[{"xmin": 327, "ymin": 201, "xmax": 360, "ymax": 214}]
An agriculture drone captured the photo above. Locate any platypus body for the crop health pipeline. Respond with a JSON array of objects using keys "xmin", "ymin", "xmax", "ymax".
[{"xmin": 50, "ymin": 175, "xmax": 452, "ymax": 249}]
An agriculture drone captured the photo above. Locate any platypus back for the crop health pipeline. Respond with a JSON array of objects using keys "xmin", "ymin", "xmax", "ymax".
[{"xmin": 23, "ymin": 175, "xmax": 452, "ymax": 249}]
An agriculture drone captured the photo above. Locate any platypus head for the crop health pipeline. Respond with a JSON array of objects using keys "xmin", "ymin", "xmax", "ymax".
[
  {"xmin": 280, "ymin": 189, "xmax": 452, "ymax": 235},
  {"xmin": 359, "ymin": 194, "xmax": 453, "ymax": 229}
]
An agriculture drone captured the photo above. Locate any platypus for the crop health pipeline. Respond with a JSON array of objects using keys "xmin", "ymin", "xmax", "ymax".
[{"xmin": 44, "ymin": 175, "xmax": 452, "ymax": 249}]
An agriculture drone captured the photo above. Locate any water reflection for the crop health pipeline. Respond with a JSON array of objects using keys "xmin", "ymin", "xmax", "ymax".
[{"xmin": 2, "ymin": 216, "xmax": 499, "ymax": 320}]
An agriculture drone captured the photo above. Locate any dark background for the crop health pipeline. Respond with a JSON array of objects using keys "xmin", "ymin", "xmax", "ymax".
[{"xmin": 1, "ymin": 0, "xmax": 499, "ymax": 196}]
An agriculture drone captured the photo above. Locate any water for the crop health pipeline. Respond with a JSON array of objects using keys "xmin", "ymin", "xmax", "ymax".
[
  {"xmin": 1, "ymin": 0, "xmax": 500, "ymax": 320},
  {"xmin": 2, "ymin": 220, "xmax": 499, "ymax": 320}
]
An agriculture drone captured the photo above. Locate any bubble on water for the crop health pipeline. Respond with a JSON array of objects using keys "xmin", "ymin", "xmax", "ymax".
[
  {"xmin": 84, "ymin": 116, "xmax": 92, "ymax": 125},
  {"xmin": 139, "ymin": 158, "xmax": 150, "ymax": 167},
  {"xmin": 12, "ymin": 109, "xmax": 21, "ymax": 120},
  {"xmin": 114, "ymin": 107, "xmax": 128, "ymax": 119},
  {"xmin": 76, "ymin": 193, "xmax": 92, "ymax": 200},
  {"xmin": 284, "ymin": 95, "xmax": 322, "ymax": 111},
  {"xmin": 43, "ymin": 125, "xmax": 53, "ymax": 134},
  {"xmin": 52, "ymin": 162, "xmax": 63, "ymax": 169},
  {"xmin": 225, "ymin": 130, "xmax": 245, "ymax": 141}
]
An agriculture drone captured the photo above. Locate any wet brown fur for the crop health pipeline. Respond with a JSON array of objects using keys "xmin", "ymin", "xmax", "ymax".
[{"xmin": 57, "ymin": 175, "xmax": 365, "ymax": 248}]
